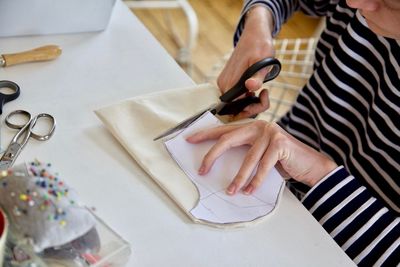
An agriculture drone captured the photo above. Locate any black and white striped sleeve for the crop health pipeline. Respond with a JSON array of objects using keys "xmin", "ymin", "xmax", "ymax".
[
  {"xmin": 234, "ymin": 0, "xmax": 299, "ymax": 44},
  {"xmin": 302, "ymin": 166, "xmax": 400, "ymax": 266},
  {"xmin": 234, "ymin": 0, "xmax": 336, "ymax": 45}
]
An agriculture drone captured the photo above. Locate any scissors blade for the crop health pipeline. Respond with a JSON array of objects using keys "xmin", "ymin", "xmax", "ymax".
[
  {"xmin": 0, "ymin": 160, "xmax": 12, "ymax": 170},
  {"xmin": 152, "ymin": 96, "xmax": 259, "ymax": 141},
  {"xmin": 153, "ymin": 104, "xmax": 218, "ymax": 141},
  {"xmin": 153, "ymin": 58, "xmax": 281, "ymax": 141},
  {"xmin": 0, "ymin": 142, "xmax": 22, "ymax": 170}
]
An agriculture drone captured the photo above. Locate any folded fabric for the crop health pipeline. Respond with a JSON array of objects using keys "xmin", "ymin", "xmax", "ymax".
[
  {"xmin": 0, "ymin": 160, "xmax": 96, "ymax": 252},
  {"xmin": 95, "ymin": 84, "xmax": 284, "ymax": 228},
  {"xmin": 96, "ymin": 84, "xmax": 219, "ymax": 214}
]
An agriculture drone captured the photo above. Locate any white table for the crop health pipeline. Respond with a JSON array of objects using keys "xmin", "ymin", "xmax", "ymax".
[{"xmin": 0, "ymin": 1, "xmax": 355, "ymax": 266}]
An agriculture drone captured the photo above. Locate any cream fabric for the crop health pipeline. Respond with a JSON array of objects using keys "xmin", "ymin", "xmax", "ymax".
[{"xmin": 95, "ymin": 84, "xmax": 282, "ymax": 228}]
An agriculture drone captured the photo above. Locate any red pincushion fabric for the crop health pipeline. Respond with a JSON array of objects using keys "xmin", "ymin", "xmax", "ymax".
[{"xmin": 0, "ymin": 209, "xmax": 4, "ymax": 237}]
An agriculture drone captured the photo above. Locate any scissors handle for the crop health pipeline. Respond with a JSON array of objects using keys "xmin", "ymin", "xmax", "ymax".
[
  {"xmin": 5, "ymin": 110, "xmax": 56, "ymax": 141},
  {"xmin": 0, "ymin": 80, "xmax": 20, "ymax": 114},
  {"xmin": 218, "ymin": 95, "xmax": 260, "ymax": 116},
  {"xmin": 219, "ymin": 57, "xmax": 281, "ymax": 103},
  {"xmin": 0, "ymin": 110, "xmax": 56, "ymax": 170},
  {"xmin": 29, "ymin": 113, "xmax": 56, "ymax": 141}
]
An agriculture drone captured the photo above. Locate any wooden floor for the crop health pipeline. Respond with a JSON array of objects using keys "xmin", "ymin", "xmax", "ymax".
[{"xmin": 130, "ymin": 0, "xmax": 321, "ymax": 83}]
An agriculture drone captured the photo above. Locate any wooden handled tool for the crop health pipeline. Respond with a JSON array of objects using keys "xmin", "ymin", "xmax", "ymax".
[{"xmin": 0, "ymin": 45, "xmax": 62, "ymax": 67}]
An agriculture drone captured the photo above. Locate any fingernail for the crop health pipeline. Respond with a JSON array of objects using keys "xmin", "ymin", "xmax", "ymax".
[
  {"xmin": 226, "ymin": 184, "xmax": 236, "ymax": 195},
  {"xmin": 198, "ymin": 165, "xmax": 205, "ymax": 175},
  {"xmin": 244, "ymin": 184, "xmax": 254, "ymax": 195}
]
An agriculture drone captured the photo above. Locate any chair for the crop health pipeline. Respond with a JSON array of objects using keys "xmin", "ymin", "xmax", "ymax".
[{"xmin": 124, "ymin": 0, "xmax": 198, "ymax": 73}]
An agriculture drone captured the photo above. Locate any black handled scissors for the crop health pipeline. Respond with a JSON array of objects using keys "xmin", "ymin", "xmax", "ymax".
[
  {"xmin": 153, "ymin": 57, "xmax": 281, "ymax": 141},
  {"xmin": 0, "ymin": 80, "xmax": 20, "ymax": 114},
  {"xmin": 0, "ymin": 110, "xmax": 56, "ymax": 170}
]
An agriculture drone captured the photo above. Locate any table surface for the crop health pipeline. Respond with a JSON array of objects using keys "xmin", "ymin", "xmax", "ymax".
[{"xmin": 0, "ymin": 1, "xmax": 356, "ymax": 266}]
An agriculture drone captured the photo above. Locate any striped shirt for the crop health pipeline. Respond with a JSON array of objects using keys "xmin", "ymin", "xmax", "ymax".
[{"xmin": 235, "ymin": 1, "xmax": 399, "ymax": 266}]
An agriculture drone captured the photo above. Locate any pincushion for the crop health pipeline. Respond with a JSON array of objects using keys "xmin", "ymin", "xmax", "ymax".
[{"xmin": 0, "ymin": 160, "xmax": 96, "ymax": 253}]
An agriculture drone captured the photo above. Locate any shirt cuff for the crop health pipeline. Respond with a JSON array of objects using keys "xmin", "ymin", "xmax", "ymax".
[{"xmin": 301, "ymin": 165, "xmax": 349, "ymax": 208}]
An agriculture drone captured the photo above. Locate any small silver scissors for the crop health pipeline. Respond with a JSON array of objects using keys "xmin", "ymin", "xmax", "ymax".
[{"xmin": 0, "ymin": 110, "xmax": 56, "ymax": 170}]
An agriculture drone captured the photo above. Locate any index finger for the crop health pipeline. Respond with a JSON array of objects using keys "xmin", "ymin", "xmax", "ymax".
[
  {"xmin": 196, "ymin": 125, "xmax": 256, "ymax": 175},
  {"xmin": 186, "ymin": 124, "xmax": 244, "ymax": 143}
]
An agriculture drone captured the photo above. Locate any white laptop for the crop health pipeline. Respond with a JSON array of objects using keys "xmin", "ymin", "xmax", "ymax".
[{"xmin": 0, "ymin": 0, "xmax": 116, "ymax": 37}]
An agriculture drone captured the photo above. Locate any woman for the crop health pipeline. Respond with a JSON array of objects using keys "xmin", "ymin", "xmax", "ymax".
[{"xmin": 187, "ymin": 0, "xmax": 399, "ymax": 265}]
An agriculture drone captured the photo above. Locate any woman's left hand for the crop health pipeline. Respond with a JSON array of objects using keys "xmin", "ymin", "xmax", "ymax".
[{"xmin": 186, "ymin": 120, "xmax": 338, "ymax": 195}]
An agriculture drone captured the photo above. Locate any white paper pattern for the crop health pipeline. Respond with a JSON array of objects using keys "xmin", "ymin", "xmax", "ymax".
[{"xmin": 164, "ymin": 112, "xmax": 284, "ymax": 224}]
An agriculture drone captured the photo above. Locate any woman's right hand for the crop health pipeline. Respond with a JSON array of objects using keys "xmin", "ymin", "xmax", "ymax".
[{"xmin": 217, "ymin": 6, "xmax": 276, "ymax": 120}]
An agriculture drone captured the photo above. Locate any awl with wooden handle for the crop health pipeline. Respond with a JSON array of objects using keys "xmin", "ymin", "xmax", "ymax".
[{"xmin": 0, "ymin": 45, "xmax": 62, "ymax": 67}]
